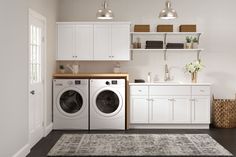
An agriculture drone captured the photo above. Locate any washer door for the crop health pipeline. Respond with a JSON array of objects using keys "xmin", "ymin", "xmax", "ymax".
[
  {"xmin": 93, "ymin": 88, "xmax": 123, "ymax": 117},
  {"xmin": 57, "ymin": 87, "xmax": 86, "ymax": 118}
]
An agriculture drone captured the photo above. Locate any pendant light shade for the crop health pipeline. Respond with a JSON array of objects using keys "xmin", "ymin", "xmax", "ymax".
[
  {"xmin": 159, "ymin": 0, "xmax": 177, "ymax": 20},
  {"xmin": 96, "ymin": 0, "xmax": 114, "ymax": 20}
]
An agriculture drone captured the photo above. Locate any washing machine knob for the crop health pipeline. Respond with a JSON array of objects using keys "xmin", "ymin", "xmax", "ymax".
[
  {"xmin": 67, "ymin": 81, "xmax": 73, "ymax": 85},
  {"xmin": 105, "ymin": 81, "xmax": 110, "ymax": 85}
]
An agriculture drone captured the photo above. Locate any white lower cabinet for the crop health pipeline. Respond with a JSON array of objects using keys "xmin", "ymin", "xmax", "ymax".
[
  {"xmin": 130, "ymin": 85, "xmax": 211, "ymax": 129},
  {"xmin": 130, "ymin": 96, "xmax": 149, "ymax": 123},
  {"xmin": 149, "ymin": 96, "xmax": 172, "ymax": 123},
  {"xmin": 172, "ymin": 96, "xmax": 191, "ymax": 123},
  {"xmin": 191, "ymin": 96, "xmax": 210, "ymax": 124}
]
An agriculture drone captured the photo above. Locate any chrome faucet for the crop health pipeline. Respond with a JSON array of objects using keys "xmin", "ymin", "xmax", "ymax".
[{"xmin": 164, "ymin": 64, "xmax": 171, "ymax": 81}]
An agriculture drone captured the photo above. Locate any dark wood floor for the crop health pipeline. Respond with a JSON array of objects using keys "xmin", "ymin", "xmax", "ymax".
[{"xmin": 27, "ymin": 128, "xmax": 236, "ymax": 157}]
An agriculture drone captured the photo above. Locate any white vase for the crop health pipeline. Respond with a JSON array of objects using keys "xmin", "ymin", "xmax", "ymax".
[
  {"xmin": 192, "ymin": 42, "xmax": 198, "ymax": 49},
  {"xmin": 60, "ymin": 69, "xmax": 65, "ymax": 74},
  {"xmin": 185, "ymin": 43, "xmax": 192, "ymax": 49}
]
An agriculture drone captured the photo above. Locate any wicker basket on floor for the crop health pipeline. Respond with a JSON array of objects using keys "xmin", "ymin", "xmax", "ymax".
[{"xmin": 213, "ymin": 97, "xmax": 236, "ymax": 128}]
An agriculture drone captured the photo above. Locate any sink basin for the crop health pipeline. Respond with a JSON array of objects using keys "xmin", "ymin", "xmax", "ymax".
[{"xmin": 153, "ymin": 81, "xmax": 183, "ymax": 84}]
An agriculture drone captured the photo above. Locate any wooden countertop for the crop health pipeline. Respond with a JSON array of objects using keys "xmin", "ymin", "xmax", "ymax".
[{"xmin": 53, "ymin": 73, "xmax": 129, "ymax": 80}]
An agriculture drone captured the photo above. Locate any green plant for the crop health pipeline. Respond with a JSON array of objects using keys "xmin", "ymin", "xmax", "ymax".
[
  {"xmin": 59, "ymin": 65, "xmax": 64, "ymax": 70},
  {"xmin": 186, "ymin": 36, "xmax": 192, "ymax": 43},
  {"xmin": 192, "ymin": 37, "xmax": 198, "ymax": 43}
]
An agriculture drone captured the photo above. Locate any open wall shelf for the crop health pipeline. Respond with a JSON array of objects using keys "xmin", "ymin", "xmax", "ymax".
[{"xmin": 130, "ymin": 31, "xmax": 203, "ymax": 61}]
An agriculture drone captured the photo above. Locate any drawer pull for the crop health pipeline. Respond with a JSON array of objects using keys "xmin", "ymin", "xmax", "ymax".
[
  {"xmin": 168, "ymin": 99, "xmax": 175, "ymax": 101},
  {"xmin": 138, "ymin": 90, "xmax": 142, "ymax": 92},
  {"xmin": 200, "ymin": 90, "xmax": 205, "ymax": 92}
]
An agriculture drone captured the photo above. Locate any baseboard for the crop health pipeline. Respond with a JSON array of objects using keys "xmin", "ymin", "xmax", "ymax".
[
  {"xmin": 44, "ymin": 123, "xmax": 53, "ymax": 137},
  {"xmin": 129, "ymin": 124, "xmax": 210, "ymax": 129},
  {"xmin": 12, "ymin": 144, "xmax": 30, "ymax": 157}
]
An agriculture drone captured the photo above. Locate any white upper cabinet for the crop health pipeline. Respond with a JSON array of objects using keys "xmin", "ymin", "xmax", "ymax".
[
  {"xmin": 76, "ymin": 25, "xmax": 94, "ymax": 60},
  {"xmin": 111, "ymin": 24, "xmax": 130, "ymax": 60},
  {"xmin": 57, "ymin": 24, "xmax": 75, "ymax": 60},
  {"xmin": 93, "ymin": 24, "xmax": 111, "ymax": 60},
  {"xmin": 57, "ymin": 22, "xmax": 130, "ymax": 61}
]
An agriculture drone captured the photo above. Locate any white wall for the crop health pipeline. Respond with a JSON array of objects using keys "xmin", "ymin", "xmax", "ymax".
[
  {"xmin": 29, "ymin": 0, "xmax": 58, "ymax": 126},
  {"xmin": 0, "ymin": 0, "xmax": 29, "ymax": 156},
  {"xmin": 58, "ymin": 0, "xmax": 236, "ymax": 99},
  {"xmin": 0, "ymin": 0, "xmax": 58, "ymax": 156}
]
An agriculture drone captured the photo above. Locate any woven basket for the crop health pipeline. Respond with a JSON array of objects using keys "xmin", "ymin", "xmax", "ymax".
[{"xmin": 213, "ymin": 98, "xmax": 236, "ymax": 128}]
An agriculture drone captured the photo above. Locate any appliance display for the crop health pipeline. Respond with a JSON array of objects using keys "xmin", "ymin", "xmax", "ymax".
[
  {"xmin": 90, "ymin": 79, "xmax": 125, "ymax": 130},
  {"xmin": 53, "ymin": 79, "xmax": 89, "ymax": 130}
]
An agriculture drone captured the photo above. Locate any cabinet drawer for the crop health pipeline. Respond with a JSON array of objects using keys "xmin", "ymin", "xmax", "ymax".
[
  {"xmin": 192, "ymin": 86, "xmax": 210, "ymax": 96},
  {"xmin": 150, "ymin": 86, "xmax": 191, "ymax": 96},
  {"xmin": 130, "ymin": 86, "xmax": 148, "ymax": 96}
]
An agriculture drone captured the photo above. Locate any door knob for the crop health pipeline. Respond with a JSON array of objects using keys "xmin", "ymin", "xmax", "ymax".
[{"xmin": 30, "ymin": 90, "xmax": 35, "ymax": 95}]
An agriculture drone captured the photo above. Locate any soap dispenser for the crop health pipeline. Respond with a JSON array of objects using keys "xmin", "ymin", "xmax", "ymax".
[{"xmin": 147, "ymin": 72, "xmax": 151, "ymax": 83}]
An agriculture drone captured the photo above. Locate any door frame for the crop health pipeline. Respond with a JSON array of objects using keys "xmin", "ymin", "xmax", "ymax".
[{"xmin": 28, "ymin": 8, "xmax": 47, "ymax": 148}]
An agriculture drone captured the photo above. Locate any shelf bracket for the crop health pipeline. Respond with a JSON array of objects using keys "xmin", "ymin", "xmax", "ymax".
[
  {"xmin": 197, "ymin": 33, "xmax": 201, "ymax": 45},
  {"xmin": 164, "ymin": 33, "xmax": 167, "ymax": 49},
  {"xmin": 197, "ymin": 50, "xmax": 201, "ymax": 61},
  {"xmin": 164, "ymin": 50, "xmax": 167, "ymax": 61}
]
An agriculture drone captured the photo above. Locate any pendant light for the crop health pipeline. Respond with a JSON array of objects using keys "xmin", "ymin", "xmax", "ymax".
[
  {"xmin": 159, "ymin": 0, "xmax": 177, "ymax": 20},
  {"xmin": 96, "ymin": 0, "xmax": 114, "ymax": 20}
]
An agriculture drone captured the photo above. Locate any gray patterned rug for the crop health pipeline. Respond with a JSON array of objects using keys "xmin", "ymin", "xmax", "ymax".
[{"xmin": 48, "ymin": 134, "xmax": 232, "ymax": 157}]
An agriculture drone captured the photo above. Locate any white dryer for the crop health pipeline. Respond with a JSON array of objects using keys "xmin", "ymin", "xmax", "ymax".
[
  {"xmin": 90, "ymin": 79, "xmax": 125, "ymax": 130},
  {"xmin": 53, "ymin": 79, "xmax": 88, "ymax": 130}
]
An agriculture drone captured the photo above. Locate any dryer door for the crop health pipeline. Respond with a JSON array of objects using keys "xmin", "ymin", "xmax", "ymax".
[
  {"xmin": 93, "ymin": 88, "xmax": 123, "ymax": 117},
  {"xmin": 57, "ymin": 87, "xmax": 86, "ymax": 118}
]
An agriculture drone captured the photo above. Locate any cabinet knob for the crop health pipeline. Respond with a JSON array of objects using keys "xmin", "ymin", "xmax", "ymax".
[
  {"xmin": 168, "ymin": 98, "xmax": 175, "ymax": 101},
  {"xmin": 190, "ymin": 98, "xmax": 195, "ymax": 101}
]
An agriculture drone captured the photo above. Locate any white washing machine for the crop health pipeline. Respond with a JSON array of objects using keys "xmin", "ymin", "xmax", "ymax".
[
  {"xmin": 53, "ymin": 79, "xmax": 89, "ymax": 130},
  {"xmin": 90, "ymin": 79, "xmax": 125, "ymax": 130}
]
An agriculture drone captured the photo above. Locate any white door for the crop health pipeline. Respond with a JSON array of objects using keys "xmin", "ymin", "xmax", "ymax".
[
  {"xmin": 149, "ymin": 96, "xmax": 172, "ymax": 123},
  {"xmin": 172, "ymin": 96, "xmax": 191, "ymax": 123},
  {"xmin": 76, "ymin": 25, "xmax": 93, "ymax": 60},
  {"xmin": 111, "ymin": 24, "xmax": 130, "ymax": 60},
  {"xmin": 191, "ymin": 96, "xmax": 210, "ymax": 123},
  {"xmin": 29, "ymin": 10, "xmax": 45, "ymax": 148},
  {"xmin": 57, "ymin": 24, "xmax": 75, "ymax": 60},
  {"xmin": 130, "ymin": 96, "xmax": 149, "ymax": 123},
  {"xmin": 94, "ymin": 24, "xmax": 111, "ymax": 60}
]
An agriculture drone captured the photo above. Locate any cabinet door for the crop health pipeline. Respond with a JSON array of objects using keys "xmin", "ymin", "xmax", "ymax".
[
  {"xmin": 57, "ymin": 25, "xmax": 75, "ymax": 60},
  {"xmin": 130, "ymin": 96, "xmax": 149, "ymax": 123},
  {"xmin": 75, "ymin": 25, "xmax": 93, "ymax": 60},
  {"xmin": 94, "ymin": 24, "xmax": 111, "ymax": 60},
  {"xmin": 192, "ymin": 96, "xmax": 210, "ymax": 123},
  {"xmin": 172, "ymin": 96, "xmax": 191, "ymax": 123},
  {"xmin": 149, "ymin": 96, "xmax": 172, "ymax": 123},
  {"xmin": 111, "ymin": 24, "xmax": 130, "ymax": 60}
]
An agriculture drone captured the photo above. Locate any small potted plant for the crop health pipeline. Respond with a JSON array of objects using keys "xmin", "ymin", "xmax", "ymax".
[
  {"xmin": 185, "ymin": 60, "xmax": 204, "ymax": 83},
  {"xmin": 192, "ymin": 37, "xmax": 199, "ymax": 49},
  {"xmin": 185, "ymin": 36, "xmax": 192, "ymax": 49},
  {"xmin": 59, "ymin": 65, "xmax": 65, "ymax": 74}
]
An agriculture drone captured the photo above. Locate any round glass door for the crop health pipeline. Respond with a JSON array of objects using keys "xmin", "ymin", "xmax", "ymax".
[
  {"xmin": 96, "ymin": 90, "xmax": 120, "ymax": 114},
  {"xmin": 59, "ymin": 90, "xmax": 83, "ymax": 114}
]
